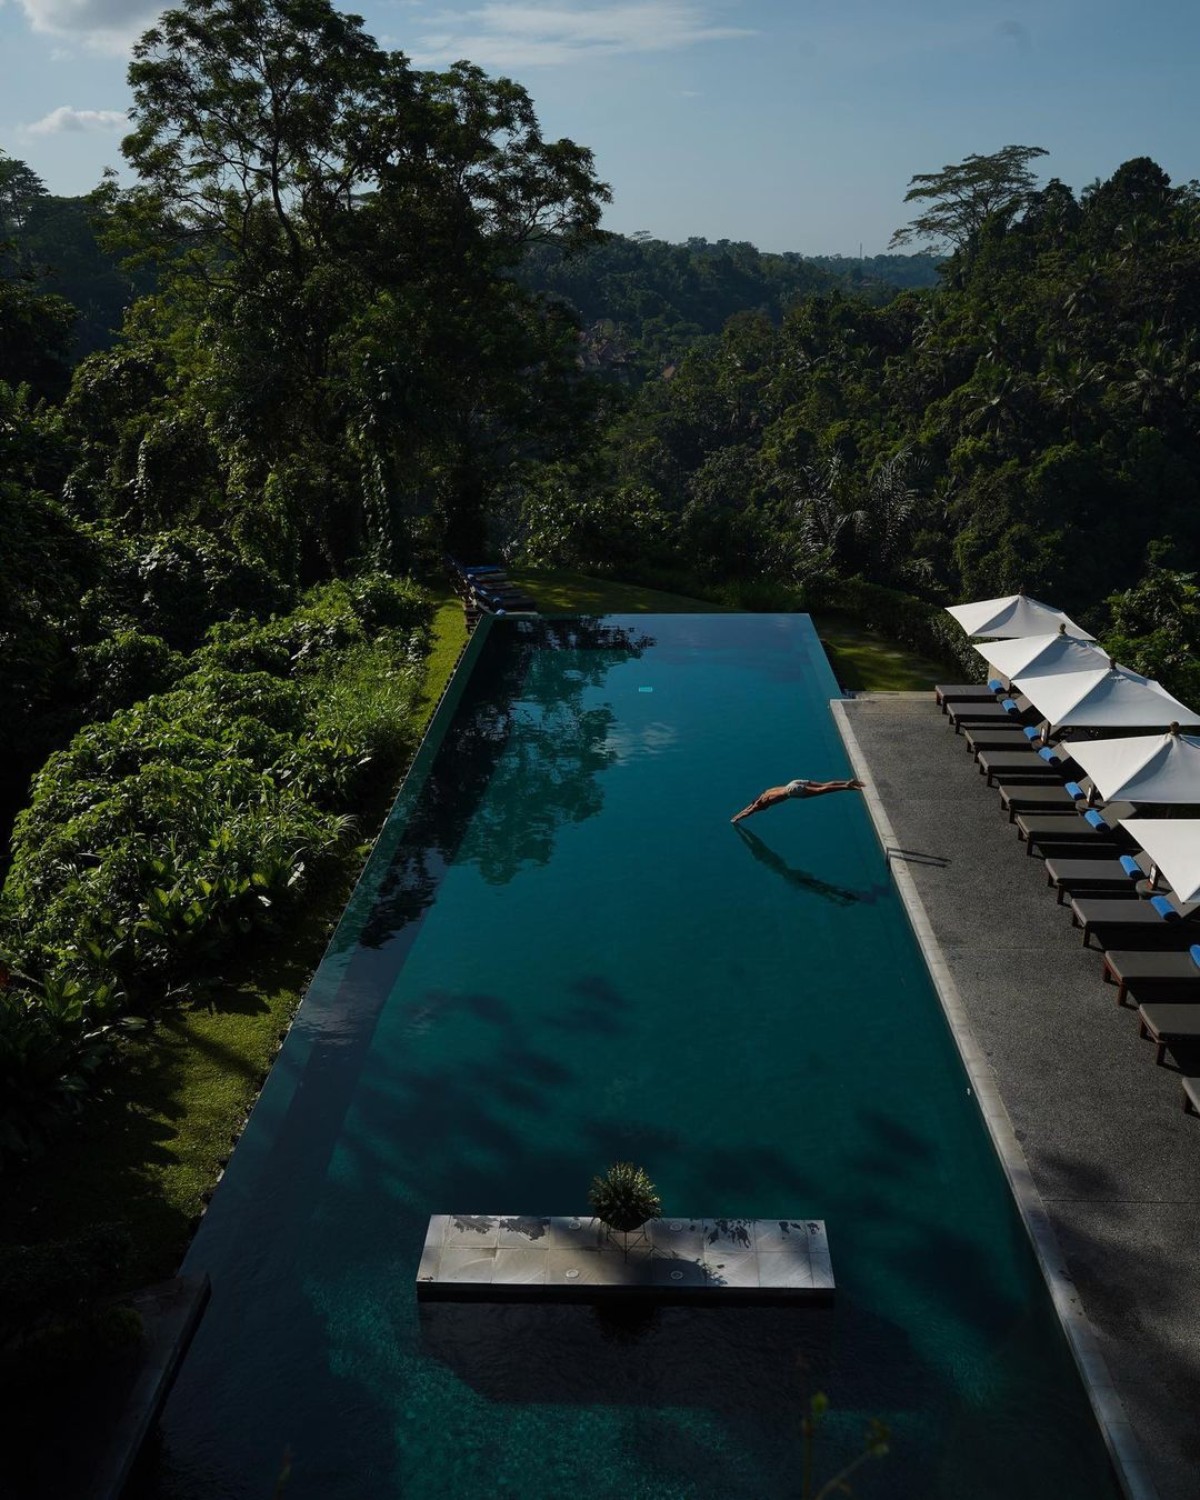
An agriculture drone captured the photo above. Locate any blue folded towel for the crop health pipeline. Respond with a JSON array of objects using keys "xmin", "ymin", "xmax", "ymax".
[
  {"xmin": 1151, "ymin": 895, "xmax": 1180, "ymax": 921},
  {"xmin": 1084, "ymin": 810, "xmax": 1110, "ymax": 832},
  {"xmin": 988, "ymin": 679, "xmax": 1004, "ymax": 693},
  {"xmin": 1023, "ymin": 726, "xmax": 1040, "ymax": 741},
  {"xmin": 1119, "ymin": 855, "xmax": 1142, "ymax": 879},
  {"xmin": 1001, "ymin": 698, "xmax": 1019, "ymax": 714},
  {"xmin": 1038, "ymin": 747, "xmax": 1061, "ymax": 764},
  {"xmin": 1064, "ymin": 781, "xmax": 1084, "ymax": 799}
]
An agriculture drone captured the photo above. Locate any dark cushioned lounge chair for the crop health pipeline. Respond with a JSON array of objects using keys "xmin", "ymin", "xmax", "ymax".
[
  {"xmin": 935, "ymin": 682, "xmax": 1003, "ymax": 710},
  {"xmin": 1101, "ymin": 945, "xmax": 1200, "ymax": 1004},
  {"xmin": 1016, "ymin": 808, "xmax": 1121, "ymax": 858},
  {"xmin": 1137, "ymin": 1002, "xmax": 1200, "ymax": 1065},
  {"xmin": 978, "ymin": 745, "xmax": 1067, "ymax": 785},
  {"xmin": 1069, "ymin": 894, "xmax": 1195, "ymax": 950},
  {"xmin": 1044, "ymin": 854, "xmax": 1150, "ymax": 905},
  {"xmin": 998, "ymin": 783, "xmax": 1081, "ymax": 821},
  {"xmin": 946, "ymin": 697, "xmax": 1026, "ymax": 732},
  {"xmin": 963, "ymin": 725, "xmax": 1045, "ymax": 756}
]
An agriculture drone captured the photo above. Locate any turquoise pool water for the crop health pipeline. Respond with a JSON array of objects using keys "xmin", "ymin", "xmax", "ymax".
[{"xmin": 150, "ymin": 614, "xmax": 1118, "ymax": 1500}]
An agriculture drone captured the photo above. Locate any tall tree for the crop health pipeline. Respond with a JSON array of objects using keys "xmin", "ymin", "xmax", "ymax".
[
  {"xmin": 94, "ymin": 0, "xmax": 609, "ymax": 568},
  {"xmin": 890, "ymin": 145, "xmax": 1049, "ymax": 253}
]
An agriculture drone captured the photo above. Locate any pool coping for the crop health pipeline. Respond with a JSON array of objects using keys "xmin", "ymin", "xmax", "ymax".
[{"xmin": 831, "ymin": 696, "xmax": 1160, "ymax": 1500}]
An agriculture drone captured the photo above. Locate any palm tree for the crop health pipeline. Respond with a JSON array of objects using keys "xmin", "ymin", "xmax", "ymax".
[{"xmin": 1037, "ymin": 353, "xmax": 1105, "ymax": 441}]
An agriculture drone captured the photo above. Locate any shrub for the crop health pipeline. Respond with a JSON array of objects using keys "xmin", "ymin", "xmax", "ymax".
[
  {"xmin": 75, "ymin": 630, "xmax": 183, "ymax": 719},
  {"xmin": 0, "ymin": 572, "xmax": 434, "ymax": 1161},
  {"xmin": 588, "ymin": 1162, "xmax": 662, "ymax": 1232}
]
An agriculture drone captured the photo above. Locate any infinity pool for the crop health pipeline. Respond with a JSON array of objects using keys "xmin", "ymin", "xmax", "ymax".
[{"xmin": 149, "ymin": 614, "xmax": 1118, "ymax": 1499}]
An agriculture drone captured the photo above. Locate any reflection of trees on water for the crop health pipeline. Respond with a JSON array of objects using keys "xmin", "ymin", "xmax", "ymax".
[{"xmin": 359, "ymin": 619, "xmax": 653, "ymax": 947}]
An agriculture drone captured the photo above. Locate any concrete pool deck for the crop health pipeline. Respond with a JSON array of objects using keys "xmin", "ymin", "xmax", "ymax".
[
  {"xmin": 415, "ymin": 1214, "xmax": 834, "ymax": 1300},
  {"xmin": 835, "ymin": 693, "xmax": 1200, "ymax": 1500}
]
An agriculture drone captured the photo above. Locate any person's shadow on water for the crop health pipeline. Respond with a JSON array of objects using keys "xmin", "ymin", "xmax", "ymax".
[{"xmin": 734, "ymin": 826, "xmax": 864, "ymax": 906}]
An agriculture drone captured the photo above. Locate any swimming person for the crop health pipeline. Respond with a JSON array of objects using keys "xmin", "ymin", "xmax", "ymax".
[{"xmin": 730, "ymin": 777, "xmax": 865, "ymax": 823}]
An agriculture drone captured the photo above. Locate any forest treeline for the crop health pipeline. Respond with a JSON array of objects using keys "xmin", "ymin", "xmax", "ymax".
[
  {"xmin": 3, "ymin": 167, "xmax": 940, "ymax": 379},
  {"xmin": 2, "ymin": 0, "xmax": 1199, "ymax": 1260},
  {"xmin": 516, "ymin": 152, "xmax": 1200, "ymax": 696}
]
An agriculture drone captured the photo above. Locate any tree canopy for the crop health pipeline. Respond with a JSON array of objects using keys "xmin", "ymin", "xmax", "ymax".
[
  {"xmin": 91, "ymin": 0, "xmax": 612, "ymax": 569},
  {"xmin": 890, "ymin": 145, "xmax": 1049, "ymax": 252}
]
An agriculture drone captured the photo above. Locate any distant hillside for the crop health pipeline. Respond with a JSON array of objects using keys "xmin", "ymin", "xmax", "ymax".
[
  {"xmin": 802, "ymin": 252, "xmax": 944, "ymax": 289},
  {"xmin": 518, "ymin": 235, "xmax": 940, "ymax": 379},
  {"xmin": 5, "ymin": 189, "xmax": 941, "ymax": 372}
]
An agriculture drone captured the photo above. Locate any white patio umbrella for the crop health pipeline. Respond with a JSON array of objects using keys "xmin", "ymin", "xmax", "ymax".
[
  {"xmin": 1062, "ymin": 725, "xmax": 1200, "ymax": 803},
  {"xmin": 975, "ymin": 627, "xmax": 1106, "ymax": 684},
  {"xmin": 1014, "ymin": 663, "xmax": 1200, "ymax": 733},
  {"xmin": 946, "ymin": 591, "xmax": 1095, "ymax": 640},
  {"xmin": 1118, "ymin": 819, "xmax": 1200, "ymax": 904}
]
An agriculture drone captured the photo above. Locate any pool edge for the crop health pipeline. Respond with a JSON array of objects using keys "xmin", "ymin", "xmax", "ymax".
[{"xmin": 830, "ymin": 696, "xmax": 1159, "ymax": 1500}]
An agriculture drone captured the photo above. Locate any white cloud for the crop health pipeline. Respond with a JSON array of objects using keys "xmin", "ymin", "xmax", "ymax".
[
  {"xmin": 605, "ymin": 721, "xmax": 678, "ymax": 766},
  {"xmin": 408, "ymin": 1, "xmax": 754, "ymax": 68},
  {"xmin": 15, "ymin": 0, "xmax": 162, "ymax": 54},
  {"xmin": 25, "ymin": 104, "xmax": 128, "ymax": 133}
]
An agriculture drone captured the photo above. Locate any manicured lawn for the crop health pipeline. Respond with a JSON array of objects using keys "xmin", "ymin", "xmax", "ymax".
[
  {"xmin": 0, "ymin": 592, "xmax": 470, "ymax": 1285},
  {"xmin": 812, "ymin": 612, "xmax": 948, "ymax": 691},
  {"xmin": 506, "ymin": 567, "xmax": 729, "ymax": 615}
]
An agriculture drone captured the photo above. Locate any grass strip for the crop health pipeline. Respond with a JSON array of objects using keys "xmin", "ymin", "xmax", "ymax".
[
  {"xmin": 812, "ymin": 612, "xmax": 947, "ymax": 691},
  {"xmin": 506, "ymin": 567, "xmax": 729, "ymax": 615}
]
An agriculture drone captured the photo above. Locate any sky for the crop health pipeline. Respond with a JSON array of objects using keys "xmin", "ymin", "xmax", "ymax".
[{"xmin": 3, "ymin": 0, "xmax": 1200, "ymax": 254}]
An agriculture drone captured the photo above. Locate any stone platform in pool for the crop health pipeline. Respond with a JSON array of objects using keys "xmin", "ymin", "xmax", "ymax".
[{"xmin": 416, "ymin": 1215, "xmax": 834, "ymax": 1301}]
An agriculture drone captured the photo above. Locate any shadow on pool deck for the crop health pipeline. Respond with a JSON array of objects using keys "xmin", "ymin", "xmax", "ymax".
[{"xmin": 842, "ymin": 691, "xmax": 1200, "ymax": 1500}]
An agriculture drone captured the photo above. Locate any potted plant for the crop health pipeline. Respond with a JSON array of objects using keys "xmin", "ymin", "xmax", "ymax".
[{"xmin": 588, "ymin": 1162, "xmax": 662, "ymax": 1245}]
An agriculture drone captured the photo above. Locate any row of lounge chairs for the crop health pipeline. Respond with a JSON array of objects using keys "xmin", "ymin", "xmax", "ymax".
[
  {"xmin": 445, "ymin": 557, "xmax": 538, "ymax": 621},
  {"xmin": 935, "ymin": 680, "xmax": 1200, "ymax": 1116}
]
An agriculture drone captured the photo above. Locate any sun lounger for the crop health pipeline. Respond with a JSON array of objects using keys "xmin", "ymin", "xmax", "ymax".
[
  {"xmin": 978, "ymin": 747, "xmax": 1066, "ymax": 785},
  {"xmin": 998, "ymin": 781, "xmax": 1081, "ymax": 820},
  {"xmin": 471, "ymin": 583, "xmax": 538, "ymax": 613},
  {"xmin": 963, "ymin": 726, "xmax": 1045, "ymax": 756},
  {"xmin": 1045, "ymin": 854, "xmax": 1149, "ymax": 905},
  {"xmin": 1101, "ymin": 945, "xmax": 1200, "ymax": 1004},
  {"xmin": 1069, "ymin": 894, "xmax": 1193, "ymax": 950},
  {"xmin": 1016, "ymin": 808, "xmax": 1120, "ymax": 858},
  {"xmin": 1137, "ymin": 1002, "xmax": 1200, "ymax": 1065},
  {"xmin": 447, "ymin": 555, "xmax": 508, "ymax": 578},
  {"xmin": 946, "ymin": 698, "xmax": 1025, "ymax": 732},
  {"xmin": 935, "ymin": 682, "xmax": 1002, "ymax": 710}
]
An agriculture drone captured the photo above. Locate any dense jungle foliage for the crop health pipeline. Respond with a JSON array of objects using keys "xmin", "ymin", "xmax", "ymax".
[
  {"xmin": 2, "ymin": 0, "xmax": 1200, "ymax": 1353},
  {"xmin": 512, "ymin": 154, "xmax": 1200, "ymax": 702},
  {"xmin": 0, "ymin": 0, "xmax": 615, "ymax": 1192}
]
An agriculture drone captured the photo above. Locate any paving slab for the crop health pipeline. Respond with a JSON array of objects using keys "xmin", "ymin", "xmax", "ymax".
[
  {"xmin": 840, "ymin": 692, "xmax": 1200, "ymax": 1500},
  {"xmin": 415, "ymin": 1214, "xmax": 834, "ymax": 1302}
]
